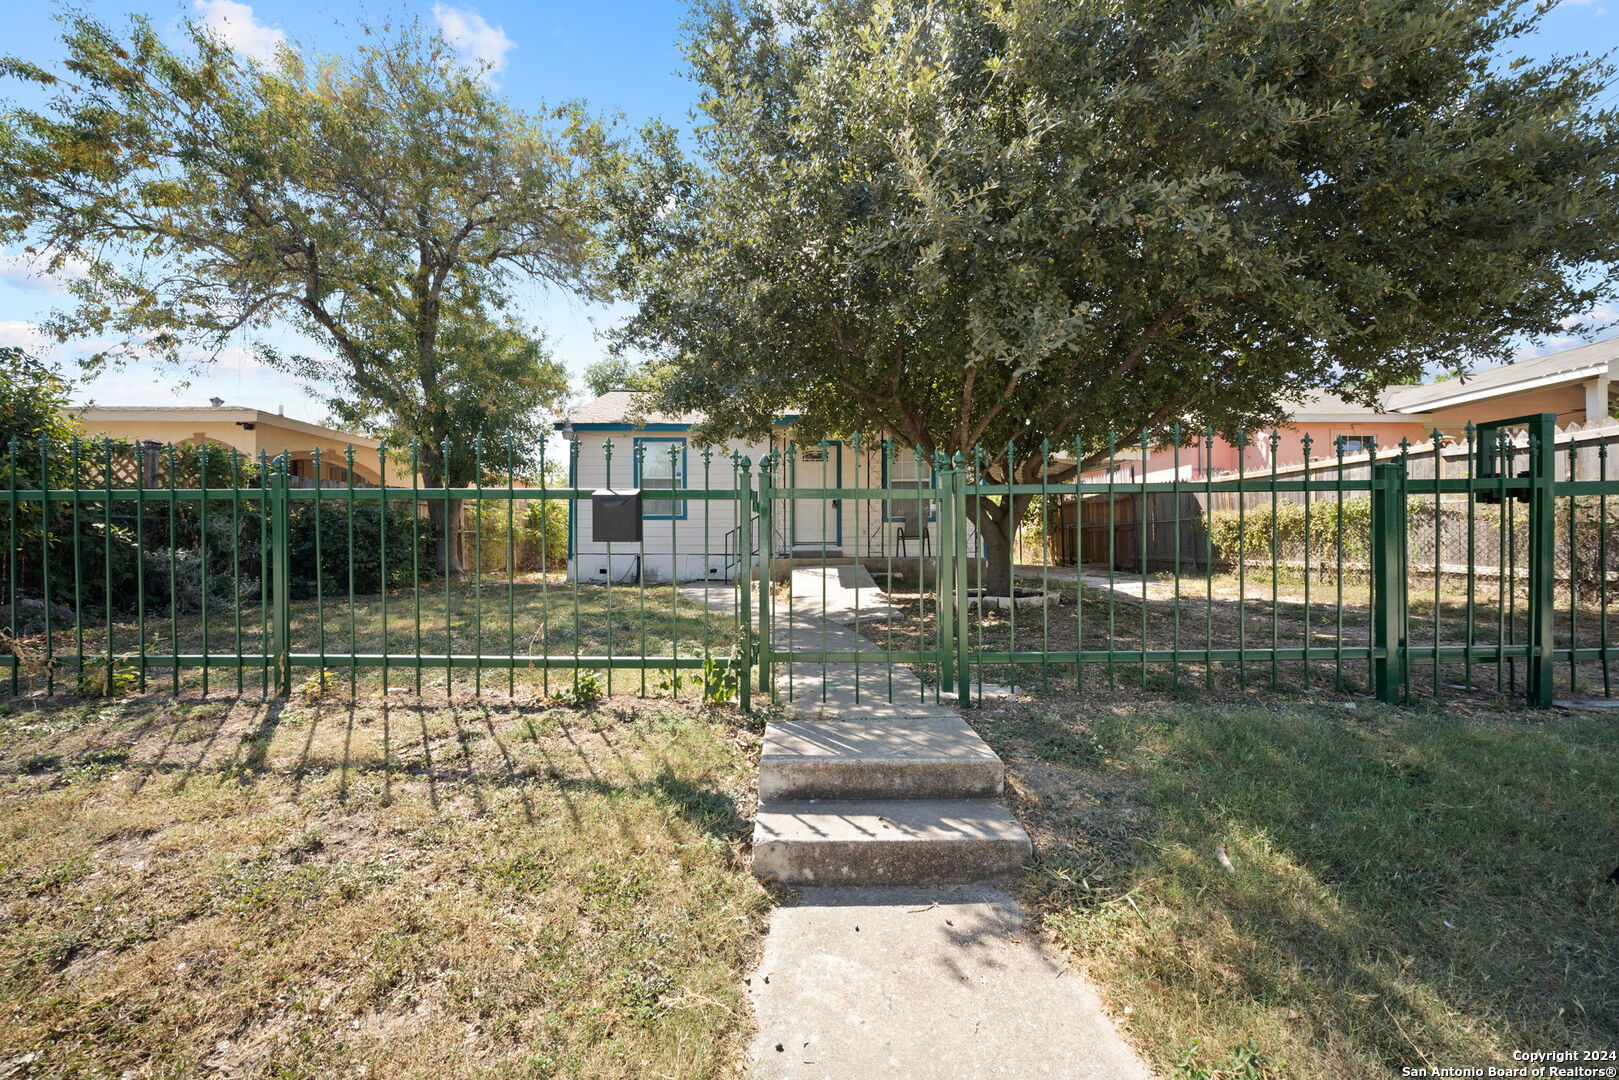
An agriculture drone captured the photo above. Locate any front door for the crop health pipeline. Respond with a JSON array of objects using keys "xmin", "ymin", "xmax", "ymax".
[{"xmin": 791, "ymin": 442, "xmax": 841, "ymax": 548}]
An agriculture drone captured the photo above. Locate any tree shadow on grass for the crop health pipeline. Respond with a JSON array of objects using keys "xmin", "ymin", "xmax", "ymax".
[{"xmin": 995, "ymin": 698, "xmax": 1619, "ymax": 1075}]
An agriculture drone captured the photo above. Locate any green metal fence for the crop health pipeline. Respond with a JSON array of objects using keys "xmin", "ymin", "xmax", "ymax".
[
  {"xmin": 0, "ymin": 435, "xmax": 757, "ymax": 706},
  {"xmin": 2, "ymin": 415, "xmax": 1611, "ymax": 709}
]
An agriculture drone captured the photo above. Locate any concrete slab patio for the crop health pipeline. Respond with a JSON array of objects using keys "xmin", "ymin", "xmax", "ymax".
[{"xmin": 747, "ymin": 885, "xmax": 1152, "ymax": 1080}]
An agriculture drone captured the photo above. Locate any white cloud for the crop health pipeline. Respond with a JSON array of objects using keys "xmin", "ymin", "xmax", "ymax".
[
  {"xmin": 433, "ymin": 4, "xmax": 514, "ymax": 78},
  {"xmin": 213, "ymin": 346, "xmax": 270, "ymax": 374},
  {"xmin": 1559, "ymin": 303, "xmax": 1619, "ymax": 331},
  {"xmin": 0, "ymin": 249, "xmax": 90, "ymax": 296},
  {"xmin": 192, "ymin": 0, "xmax": 286, "ymax": 64},
  {"xmin": 0, "ymin": 321, "xmax": 50, "ymax": 351}
]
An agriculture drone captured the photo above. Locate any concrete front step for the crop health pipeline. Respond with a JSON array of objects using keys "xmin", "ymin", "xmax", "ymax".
[
  {"xmin": 761, "ymin": 717, "xmax": 1005, "ymax": 800},
  {"xmin": 753, "ymin": 799, "xmax": 1032, "ymax": 886}
]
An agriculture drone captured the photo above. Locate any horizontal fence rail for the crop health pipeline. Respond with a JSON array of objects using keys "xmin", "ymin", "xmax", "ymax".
[
  {"xmin": 2, "ymin": 415, "xmax": 1609, "ymax": 709},
  {"xmin": 0, "ymin": 435, "xmax": 759, "ymax": 707}
]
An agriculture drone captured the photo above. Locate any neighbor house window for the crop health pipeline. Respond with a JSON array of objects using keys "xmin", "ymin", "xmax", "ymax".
[
  {"xmin": 635, "ymin": 438, "xmax": 687, "ymax": 519},
  {"xmin": 1338, "ymin": 437, "xmax": 1368, "ymax": 454}
]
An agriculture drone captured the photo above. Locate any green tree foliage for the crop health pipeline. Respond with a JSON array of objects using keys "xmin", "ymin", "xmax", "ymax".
[
  {"xmin": 0, "ymin": 14, "xmax": 624, "ymax": 564},
  {"xmin": 614, "ymin": 0, "xmax": 1619, "ymax": 591},
  {"xmin": 0, "ymin": 352, "xmax": 85, "ymax": 626},
  {"xmin": 0, "ymin": 349, "xmax": 79, "ymax": 486},
  {"xmin": 579, "ymin": 356, "xmax": 670, "ymax": 398}
]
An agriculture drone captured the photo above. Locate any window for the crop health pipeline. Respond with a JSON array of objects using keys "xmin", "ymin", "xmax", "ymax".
[
  {"xmin": 635, "ymin": 438, "xmax": 686, "ymax": 519},
  {"xmin": 1338, "ymin": 437, "xmax": 1368, "ymax": 454},
  {"xmin": 884, "ymin": 444, "xmax": 934, "ymax": 529}
]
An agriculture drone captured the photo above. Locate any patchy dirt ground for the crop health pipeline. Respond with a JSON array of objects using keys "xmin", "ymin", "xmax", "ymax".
[{"xmin": 0, "ymin": 691, "xmax": 771, "ymax": 1080}]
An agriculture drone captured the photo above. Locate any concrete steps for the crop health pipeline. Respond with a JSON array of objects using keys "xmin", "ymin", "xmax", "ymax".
[
  {"xmin": 760, "ymin": 716, "xmax": 1003, "ymax": 800},
  {"xmin": 753, "ymin": 799, "xmax": 1031, "ymax": 886},
  {"xmin": 753, "ymin": 713, "xmax": 1031, "ymax": 886}
]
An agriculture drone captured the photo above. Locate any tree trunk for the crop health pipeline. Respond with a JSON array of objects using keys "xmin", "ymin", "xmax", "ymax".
[
  {"xmin": 979, "ymin": 512, "xmax": 1015, "ymax": 596},
  {"xmin": 969, "ymin": 491, "xmax": 1033, "ymax": 597},
  {"xmin": 426, "ymin": 494, "xmax": 465, "ymax": 577}
]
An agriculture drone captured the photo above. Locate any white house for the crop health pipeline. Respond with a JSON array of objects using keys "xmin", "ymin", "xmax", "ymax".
[{"xmin": 558, "ymin": 391, "xmax": 964, "ymax": 584}]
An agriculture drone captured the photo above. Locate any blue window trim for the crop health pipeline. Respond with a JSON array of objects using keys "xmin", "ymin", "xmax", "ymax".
[
  {"xmin": 880, "ymin": 444, "xmax": 938, "ymax": 524},
  {"xmin": 634, "ymin": 436, "xmax": 689, "ymax": 520}
]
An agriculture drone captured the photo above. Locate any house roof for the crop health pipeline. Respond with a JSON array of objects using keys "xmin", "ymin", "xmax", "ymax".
[
  {"xmin": 560, "ymin": 337, "xmax": 1619, "ymax": 435},
  {"xmin": 1383, "ymin": 337, "xmax": 1619, "ymax": 413},
  {"xmin": 70, "ymin": 405, "xmax": 381, "ymax": 446},
  {"xmin": 561, "ymin": 391, "xmax": 704, "ymax": 429},
  {"xmin": 1281, "ymin": 389, "xmax": 1423, "ymax": 422}
]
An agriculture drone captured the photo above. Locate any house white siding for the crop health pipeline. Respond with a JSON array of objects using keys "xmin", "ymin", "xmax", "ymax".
[
  {"xmin": 567, "ymin": 431, "xmax": 767, "ymax": 584},
  {"xmin": 564, "ymin": 425, "xmax": 976, "ymax": 583}
]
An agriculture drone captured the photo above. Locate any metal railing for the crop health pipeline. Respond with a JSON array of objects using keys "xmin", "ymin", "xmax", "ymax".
[
  {"xmin": 3, "ymin": 417, "xmax": 1607, "ymax": 709},
  {"xmin": 1, "ymin": 436, "xmax": 758, "ymax": 707}
]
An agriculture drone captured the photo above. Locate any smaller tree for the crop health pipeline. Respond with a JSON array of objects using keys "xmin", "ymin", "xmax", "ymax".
[
  {"xmin": 579, "ymin": 357, "xmax": 658, "ymax": 397},
  {"xmin": 0, "ymin": 348, "xmax": 79, "ymax": 484},
  {"xmin": 2, "ymin": 14, "xmax": 618, "ymax": 571},
  {"xmin": 285, "ymin": 309, "xmax": 568, "ymax": 571}
]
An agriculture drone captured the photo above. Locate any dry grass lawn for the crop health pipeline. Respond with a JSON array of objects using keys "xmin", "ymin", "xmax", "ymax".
[
  {"xmin": 0, "ymin": 690, "xmax": 770, "ymax": 1079},
  {"xmin": 868, "ymin": 567, "xmax": 1619, "ymax": 703},
  {"xmin": 968, "ymin": 692, "xmax": 1619, "ymax": 1079}
]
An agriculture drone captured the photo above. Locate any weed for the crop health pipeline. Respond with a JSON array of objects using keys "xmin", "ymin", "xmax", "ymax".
[
  {"xmin": 278, "ymin": 827, "xmax": 326, "ymax": 863},
  {"xmin": 74, "ymin": 654, "xmax": 140, "ymax": 697},
  {"xmin": 1173, "ymin": 1040, "xmax": 1288, "ymax": 1080},
  {"xmin": 562, "ymin": 671, "xmax": 605, "ymax": 707},
  {"xmin": 294, "ymin": 670, "xmax": 343, "ymax": 701},
  {"xmin": 694, "ymin": 655, "xmax": 741, "ymax": 704}
]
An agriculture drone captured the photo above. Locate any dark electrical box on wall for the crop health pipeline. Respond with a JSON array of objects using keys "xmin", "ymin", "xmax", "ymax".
[{"xmin": 592, "ymin": 490, "xmax": 643, "ymax": 543}]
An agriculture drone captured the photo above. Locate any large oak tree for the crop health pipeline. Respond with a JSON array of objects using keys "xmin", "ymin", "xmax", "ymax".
[{"xmin": 614, "ymin": 0, "xmax": 1619, "ymax": 592}]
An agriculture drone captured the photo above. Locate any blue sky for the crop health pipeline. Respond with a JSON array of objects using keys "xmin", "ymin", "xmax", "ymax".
[{"xmin": 1, "ymin": 0, "xmax": 1617, "ymax": 424}]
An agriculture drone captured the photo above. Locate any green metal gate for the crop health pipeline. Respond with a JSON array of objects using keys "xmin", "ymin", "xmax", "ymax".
[{"xmin": 763, "ymin": 415, "xmax": 1590, "ymax": 710}]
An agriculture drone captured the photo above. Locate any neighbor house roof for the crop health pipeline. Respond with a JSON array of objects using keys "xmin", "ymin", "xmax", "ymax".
[
  {"xmin": 1282, "ymin": 389, "xmax": 1425, "ymax": 422},
  {"xmin": 70, "ymin": 405, "xmax": 380, "ymax": 446},
  {"xmin": 1382, "ymin": 337, "xmax": 1619, "ymax": 414},
  {"xmin": 560, "ymin": 391, "xmax": 705, "ymax": 430}
]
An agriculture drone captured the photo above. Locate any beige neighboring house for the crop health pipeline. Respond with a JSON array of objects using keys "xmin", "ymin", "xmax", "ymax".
[{"xmin": 69, "ymin": 400, "xmax": 413, "ymax": 486}]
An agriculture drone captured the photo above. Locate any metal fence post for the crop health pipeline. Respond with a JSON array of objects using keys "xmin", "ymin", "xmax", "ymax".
[
  {"xmin": 738, "ymin": 455, "xmax": 754, "ymax": 714},
  {"xmin": 935, "ymin": 457, "xmax": 956, "ymax": 700},
  {"xmin": 271, "ymin": 453, "xmax": 292, "ymax": 697},
  {"xmin": 757, "ymin": 454, "xmax": 774, "ymax": 697},
  {"xmin": 1371, "ymin": 461, "xmax": 1408, "ymax": 703},
  {"xmin": 952, "ymin": 453, "xmax": 972, "ymax": 706},
  {"xmin": 1526, "ymin": 414, "xmax": 1557, "ymax": 707}
]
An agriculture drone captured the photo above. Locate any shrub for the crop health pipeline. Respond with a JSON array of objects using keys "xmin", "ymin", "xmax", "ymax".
[
  {"xmin": 1207, "ymin": 497, "xmax": 1373, "ymax": 575},
  {"xmin": 283, "ymin": 499, "xmax": 440, "ymax": 599},
  {"xmin": 471, "ymin": 497, "xmax": 568, "ymax": 573}
]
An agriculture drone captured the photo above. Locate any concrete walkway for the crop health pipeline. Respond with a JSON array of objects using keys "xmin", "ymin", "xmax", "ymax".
[
  {"xmin": 737, "ymin": 568, "xmax": 1152, "ymax": 1079},
  {"xmin": 748, "ymin": 886, "xmax": 1152, "ymax": 1080}
]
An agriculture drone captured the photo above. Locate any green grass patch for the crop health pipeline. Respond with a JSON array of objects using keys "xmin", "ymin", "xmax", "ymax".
[{"xmin": 974, "ymin": 695, "xmax": 1619, "ymax": 1078}]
